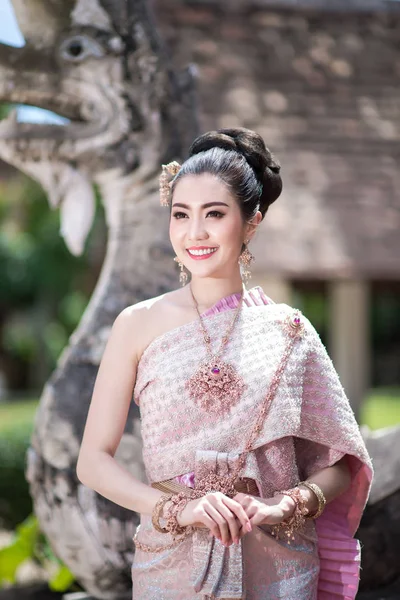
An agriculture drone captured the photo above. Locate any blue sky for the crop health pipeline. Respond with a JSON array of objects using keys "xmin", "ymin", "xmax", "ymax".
[{"xmin": 0, "ymin": 0, "xmax": 24, "ymax": 47}]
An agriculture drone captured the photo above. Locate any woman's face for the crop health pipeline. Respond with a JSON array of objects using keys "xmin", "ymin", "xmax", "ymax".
[{"xmin": 169, "ymin": 173, "xmax": 255, "ymax": 281}]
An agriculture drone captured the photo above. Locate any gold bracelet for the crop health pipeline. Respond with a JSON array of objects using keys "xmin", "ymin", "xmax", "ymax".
[
  {"xmin": 151, "ymin": 494, "xmax": 174, "ymax": 533},
  {"xmin": 165, "ymin": 491, "xmax": 191, "ymax": 538},
  {"xmin": 298, "ymin": 481, "xmax": 326, "ymax": 519},
  {"xmin": 271, "ymin": 487, "xmax": 309, "ymax": 544}
]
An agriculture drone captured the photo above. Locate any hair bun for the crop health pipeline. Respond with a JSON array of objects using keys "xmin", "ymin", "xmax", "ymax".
[{"xmin": 188, "ymin": 127, "xmax": 282, "ymax": 216}]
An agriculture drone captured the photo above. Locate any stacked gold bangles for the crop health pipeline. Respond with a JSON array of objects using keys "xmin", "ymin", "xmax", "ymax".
[
  {"xmin": 271, "ymin": 480, "xmax": 326, "ymax": 543},
  {"xmin": 134, "ymin": 478, "xmax": 327, "ymax": 553},
  {"xmin": 135, "ymin": 477, "xmax": 260, "ymax": 553},
  {"xmin": 299, "ymin": 480, "xmax": 326, "ymax": 519}
]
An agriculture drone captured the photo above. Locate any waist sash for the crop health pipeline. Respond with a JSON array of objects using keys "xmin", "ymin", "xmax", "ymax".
[{"xmin": 151, "ymin": 450, "xmax": 249, "ymax": 599}]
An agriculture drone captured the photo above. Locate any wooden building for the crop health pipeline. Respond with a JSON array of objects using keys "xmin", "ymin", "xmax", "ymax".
[{"xmin": 153, "ymin": 0, "xmax": 400, "ymax": 416}]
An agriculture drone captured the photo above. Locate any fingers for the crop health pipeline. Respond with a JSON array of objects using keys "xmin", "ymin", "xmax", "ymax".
[
  {"xmin": 196, "ymin": 509, "xmax": 221, "ymax": 539},
  {"xmin": 221, "ymin": 496, "xmax": 252, "ymax": 536},
  {"xmin": 193, "ymin": 493, "xmax": 256, "ymax": 546},
  {"xmin": 204, "ymin": 502, "xmax": 240, "ymax": 545},
  {"xmin": 190, "ymin": 498, "xmax": 228, "ymax": 540},
  {"xmin": 206, "ymin": 492, "xmax": 253, "ymax": 545}
]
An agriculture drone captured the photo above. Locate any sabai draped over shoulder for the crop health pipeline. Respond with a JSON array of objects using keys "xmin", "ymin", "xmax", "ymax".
[{"xmin": 132, "ymin": 287, "xmax": 373, "ymax": 600}]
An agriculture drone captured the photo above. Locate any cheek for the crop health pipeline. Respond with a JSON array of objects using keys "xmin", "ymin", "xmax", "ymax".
[
  {"xmin": 169, "ymin": 219, "xmax": 188, "ymax": 254},
  {"xmin": 168, "ymin": 220, "xmax": 178, "ymax": 251},
  {"xmin": 169, "ymin": 218, "xmax": 181, "ymax": 240},
  {"xmin": 219, "ymin": 216, "xmax": 245, "ymax": 247}
]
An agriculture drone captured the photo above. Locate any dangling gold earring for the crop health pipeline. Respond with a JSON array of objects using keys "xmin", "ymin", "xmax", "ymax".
[
  {"xmin": 239, "ymin": 240, "xmax": 255, "ymax": 284},
  {"xmin": 174, "ymin": 256, "xmax": 188, "ymax": 287}
]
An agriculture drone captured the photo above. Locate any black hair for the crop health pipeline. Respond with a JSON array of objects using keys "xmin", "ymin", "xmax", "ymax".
[{"xmin": 170, "ymin": 127, "xmax": 282, "ymax": 221}]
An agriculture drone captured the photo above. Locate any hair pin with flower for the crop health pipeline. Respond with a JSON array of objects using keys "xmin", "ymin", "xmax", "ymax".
[{"xmin": 159, "ymin": 161, "xmax": 182, "ymax": 206}]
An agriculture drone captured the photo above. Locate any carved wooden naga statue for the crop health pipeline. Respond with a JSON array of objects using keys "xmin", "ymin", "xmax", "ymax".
[{"xmin": 0, "ymin": 0, "xmax": 197, "ymax": 597}]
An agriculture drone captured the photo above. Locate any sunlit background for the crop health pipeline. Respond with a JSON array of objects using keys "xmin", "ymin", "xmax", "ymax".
[
  {"xmin": 1, "ymin": 0, "xmax": 399, "ymax": 415},
  {"xmin": 0, "ymin": 0, "xmax": 399, "ymax": 590}
]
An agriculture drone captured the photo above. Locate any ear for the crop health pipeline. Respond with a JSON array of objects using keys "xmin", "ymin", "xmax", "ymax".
[{"xmin": 245, "ymin": 210, "xmax": 262, "ymax": 242}]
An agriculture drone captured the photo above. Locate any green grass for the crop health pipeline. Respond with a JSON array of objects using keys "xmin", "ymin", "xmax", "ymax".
[
  {"xmin": 0, "ymin": 399, "xmax": 39, "ymax": 434},
  {"xmin": 360, "ymin": 386, "xmax": 400, "ymax": 430}
]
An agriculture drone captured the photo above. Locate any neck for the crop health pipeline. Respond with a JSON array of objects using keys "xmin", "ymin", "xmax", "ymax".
[{"xmin": 188, "ymin": 271, "xmax": 245, "ymax": 312}]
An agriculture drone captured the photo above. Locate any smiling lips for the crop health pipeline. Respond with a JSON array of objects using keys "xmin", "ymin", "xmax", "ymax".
[{"xmin": 186, "ymin": 246, "xmax": 218, "ymax": 260}]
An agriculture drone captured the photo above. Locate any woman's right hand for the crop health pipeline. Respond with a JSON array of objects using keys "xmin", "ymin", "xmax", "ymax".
[{"xmin": 177, "ymin": 492, "xmax": 252, "ymax": 546}]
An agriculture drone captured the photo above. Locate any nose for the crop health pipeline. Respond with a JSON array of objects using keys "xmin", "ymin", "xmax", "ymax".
[{"xmin": 188, "ymin": 215, "xmax": 209, "ymax": 242}]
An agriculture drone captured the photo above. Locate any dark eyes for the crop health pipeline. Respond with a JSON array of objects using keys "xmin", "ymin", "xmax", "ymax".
[{"xmin": 172, "ymin": 211, "xmax": 224, "ymax": 219}]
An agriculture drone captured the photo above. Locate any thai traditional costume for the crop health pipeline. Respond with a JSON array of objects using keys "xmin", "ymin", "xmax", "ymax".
[{"xmin": 131, "ymin": 286, "xmax": 373, "ymax": 600}]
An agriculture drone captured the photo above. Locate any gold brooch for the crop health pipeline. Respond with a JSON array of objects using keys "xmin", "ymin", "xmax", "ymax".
[{"xmin": 285, "ymin": 309, "xmax": 305, "ymax": 338}]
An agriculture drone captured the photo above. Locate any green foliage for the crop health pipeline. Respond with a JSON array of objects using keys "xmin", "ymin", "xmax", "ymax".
[
  {"xmin": 0, "ymin": 514, "xmax": 76, "ymax": 592},
  {"xmin": 0, "ymin": 399, "xmax": 38, "ymax": 433},
  {"xmin": 0, "ymin": 396, "xmax": 76, "ymax": 590},
  {"xmin": 49, "ymin": 564, "xmax": 76, "ymax": 592},
  {"xmin": 372, "ymin": 295, "xmax": 400, "ymax": 345},
  {"xmin": 361, "ymin": 386, "xmax": 400, "ymax": 430},
  {"xmin": 0, "ymin": 418, "xmax": 34, "ymax": 528},
  {"xmin": 0, "ymin": 396, "xmax": 76, "ymax": 591},
  {"xmin": 0, "ymin": 176, "xmax": 89, "ymax": 306},
  {"xmin": 0, "ymin": 515, "xmax": 39, "ymax": 583},
  {"xmin": 0, "ymin": 104, "xmax": 10, "ymax": 120},
  {"xmin": 0, "ymin": 174, "xmax": 105, "ymax": 389},
  {"xmin": 371, "ymin": 292, "xmax": 400, "ymax": 386},
  {"xmin": 292, "ymin": 288, "xmax": 329, "ymax": 345}
]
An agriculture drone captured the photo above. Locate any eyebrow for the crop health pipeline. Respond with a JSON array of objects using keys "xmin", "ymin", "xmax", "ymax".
[{"xmin": 171, "ymin": 202, "xmax": 229, "ymax": 209}]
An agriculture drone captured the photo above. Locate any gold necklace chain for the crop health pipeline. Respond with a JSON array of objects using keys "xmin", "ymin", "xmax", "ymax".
[{"xmin": 189, "ymin": 286, "xmax": 244, "ymax": 360}]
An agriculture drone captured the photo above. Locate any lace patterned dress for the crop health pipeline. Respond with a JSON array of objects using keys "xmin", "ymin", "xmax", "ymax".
[{"xmin": 131, "ymin": 286, "xmax": 373, "ymax": 600}]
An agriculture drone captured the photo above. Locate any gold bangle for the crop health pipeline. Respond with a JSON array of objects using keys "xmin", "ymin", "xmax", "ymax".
[
  {"xmin": 271, "ymin": 487, "xmax": 309, "ymax": 544},
  {"xmin": 298, "ymin": 481, "xmax": 326, "ymax": 519},
  {"xmin": 152, "ymin": 494, "xmax": 173, "ymax": 533}
]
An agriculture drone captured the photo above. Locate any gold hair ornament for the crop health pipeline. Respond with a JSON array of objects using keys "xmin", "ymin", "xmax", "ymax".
[{"xmin": 159, "ymin": 161, "xmax": 182, "ymax": 206}]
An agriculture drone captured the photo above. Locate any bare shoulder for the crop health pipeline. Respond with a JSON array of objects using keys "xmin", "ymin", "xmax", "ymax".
[
  {"xmin": 118, "ymin": 287, "xmax": 191, "ymax": 361},
  {"xmin": 122, "ymin": 288, "xmax": 184, "ymax": 321}
]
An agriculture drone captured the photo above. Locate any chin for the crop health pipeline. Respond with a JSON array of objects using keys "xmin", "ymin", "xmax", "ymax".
[
  {"xmin": 190, "ymin": 270, "xmax": 216, "ymax": 280},
  {"xmin": 190, "ymin": 266, "xmax": 226, "ymax": 280}
]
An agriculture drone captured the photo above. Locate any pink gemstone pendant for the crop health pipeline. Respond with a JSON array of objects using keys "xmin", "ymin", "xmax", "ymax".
[{"xmin": 186, "ymin": 359, "xmax": 245, "ymax": 413}]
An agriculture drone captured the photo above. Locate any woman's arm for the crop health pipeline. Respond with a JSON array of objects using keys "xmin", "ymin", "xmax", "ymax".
[
  {"xmin": 297, "ymin": 455, "xmax": 351, "ymax": 515},
  {"xmin": 261, "ymin": 455, "xmax": 352, "ymax": 523},
  {"xmin": 76, "ymin": 307, "xmax": 163, "ymax": 516},
  {"xmin": 234, "ymin": 456, "xmax": 352, "ymax": 531},
  {"xmin": 77, "ymin": 305, "xmax": 251, "ymax": 542}
]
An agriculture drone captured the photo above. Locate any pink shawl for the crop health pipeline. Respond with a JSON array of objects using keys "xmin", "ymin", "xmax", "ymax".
[{"xmin": 132, "ymin": 286, "xmax": 373, "ymax": 599}]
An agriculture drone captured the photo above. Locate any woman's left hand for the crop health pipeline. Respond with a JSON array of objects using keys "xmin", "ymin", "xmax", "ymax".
[{"xmin": 233, "ymin": 492, "xmax": 296, "ymax": 533}]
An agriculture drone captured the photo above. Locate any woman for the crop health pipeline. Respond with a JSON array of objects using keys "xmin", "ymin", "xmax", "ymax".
[{"xmin": 77, "ymin": 128, "xmax": 373, "ymax": 600}]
